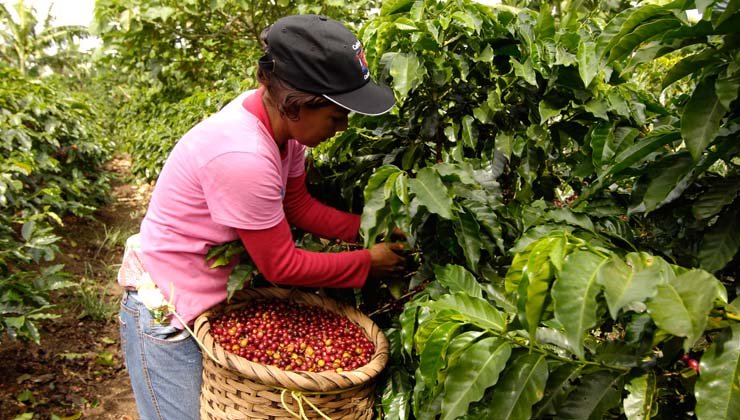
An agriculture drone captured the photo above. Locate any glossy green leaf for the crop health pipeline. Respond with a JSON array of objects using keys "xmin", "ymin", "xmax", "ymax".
[
  {"xmin": 692, "ymin": 177, "xmax": 740, "ymax": 220},
  {"xmin": 518, "ymin": 235, "xmax": 564, "ymax": 338},
  {"xmin": 607, "ymin": 18, "xmax": 682, "ymax": 63},
  {"xmin": 390, "ymin": 52, "xmax": 424, "ymax": 98},
  {"xmin": 577, "ymin": 39, "xmax": 598, "ymax": 87},
  {"xmin": 382, "ymin": 368, "xmax": 412, "ymax": 420},
  {"xmin": 589, "ymin": 122, "xmax": 616, "ymax": 170},
  {"xmin": 445, "ymin": 331, "xmax": 486, "ymax": 368},
  {"xmin": 698, "ymin": 205, "xmax": 740, "ymax": 272},
  {"xmin": 682, "ymin": 77, "xmax": 727, "ymax": 161},
  {"xmin": 596, "ymin": 4, "xmax": 665, "ymax": 58},
  {"xmin": 662, "ymin": 49, "xmax": 716, "ymax": 89},
  {"xmin": 409, "ymin": 167, "xmax": 453, "ymax": 219},
  {"xmin": 434, "ymin": 264, "xmax": 483, "ymax": 298},
  {"xmin": 646, "ymin": 269, "xmax": 721, "ymax": 350},
  {"xmin": 441, "ymin": 338, "xmax": 512, "ymax": 420},
  {"xmin": 419, "ymin": 321, "xmax": 462, "ymax": 389},
  {"xmin": 414, "ymin": 309, "xmax": 463, "ymax": 353},
  {"xmin": 486, "ymin": 352, "xmax": 549, "ymax": 420},
  {"xmin": 511, "ymin": 57, "xmax": 537, "ymax": 86},
  {"xmin": 624, "ymin": 372, "xmax": 657, "ymax": 420},
  {"xmin": 716, "ymin": 73, "xmax": 740, "ymax": 110},
  {"xmin": 428, "ymin": 292, "xmax": 507, "ymax": 332},
  {"xmin": 553, "ymin": 250, "xmax": 609, "ymax": 359},
  {"xmin": 583, "ymin": 130, "xmax": 681, "ymax": 199},
  {"xmin": 533, "ymin": 363, "xmax": 583, "ymax": 418},
  {"xmin": 597, "ymin": 252, "xmax": 674, "ymax": 319},
  {"xmin": 505, "ymin": 251, "xmax": 529, "ymax": 294},
  {"xmin": 630, "ymin": 153, "xmax": 694, "ymax": 213},
  {"xmin": 361, "ymin": 165, "xmax": 401, "ymax": 247},
  {"xmin": 399, "ymin": 304, "xmax": 418, "ymax": 357},
  {"xmin": 455, "ymin": 208, "xmax": 482, "ymax": 272},
  {"xmin": 557, "ymin": 370, "xmax": 623, "ymax": 420},
  {"xmin": 461, "ymin": 115, "xmax": 477, "ymax": 149},
  {"xmin": 695, "ymin": 324, "xmax": 740, "ymax": 420}
]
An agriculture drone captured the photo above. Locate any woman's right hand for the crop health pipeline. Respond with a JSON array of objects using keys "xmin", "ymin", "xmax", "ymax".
[{"xmin": 368, "ymin": 242, "xmax": 405, "ymax": 280}]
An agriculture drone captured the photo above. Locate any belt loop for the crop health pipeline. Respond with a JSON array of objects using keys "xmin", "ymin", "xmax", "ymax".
[{"xmin": 121, "ymin": 289, "xmax": 129, "ymax": 304}]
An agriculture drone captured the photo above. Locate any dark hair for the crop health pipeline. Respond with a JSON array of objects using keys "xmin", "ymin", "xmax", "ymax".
[{"xmin": 257, "ymin": 25, "xmax": 332, "ymax": 121}]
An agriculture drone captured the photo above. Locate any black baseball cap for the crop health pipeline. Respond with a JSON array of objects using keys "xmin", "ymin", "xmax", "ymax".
[{"xmin": 260, "ymin": 15, "xmax": 396, "ymax": 116}]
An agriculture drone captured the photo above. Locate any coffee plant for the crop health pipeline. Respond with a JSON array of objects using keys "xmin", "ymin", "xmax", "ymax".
[
  {"xmin": 305, "ymin": 0, "xmax": 740, "ymax": 418},
  {"xmin": 0, "ymin": 66, "xmax": 114, "ymax": 343},
  {"xmin": 102, "ymin": 0, "xmax": 739, "ymax": 417}
]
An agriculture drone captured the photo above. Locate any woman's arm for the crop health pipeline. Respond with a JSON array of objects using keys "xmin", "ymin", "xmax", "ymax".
[
  {"xmin": 282, "ymin": 173, "xmax": 360, "ymax": 243},
  {"xmin": 237, "ymin": 216, "xmax": 369, "ymax": 288}
]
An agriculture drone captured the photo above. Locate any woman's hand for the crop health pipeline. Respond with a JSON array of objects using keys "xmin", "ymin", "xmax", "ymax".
[{"xmin": 368, "ymin": 242, "xmax": 405, "ymax": 280}]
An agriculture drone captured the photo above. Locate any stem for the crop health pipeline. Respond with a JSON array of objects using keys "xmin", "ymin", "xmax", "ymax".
[{"xmin": 500, "ymin": 332, "xmax": 631, "ymax": 372}]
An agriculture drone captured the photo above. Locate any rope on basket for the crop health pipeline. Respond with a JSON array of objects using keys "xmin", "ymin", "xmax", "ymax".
[{"xmin": 280, "ymin": 389, "xmax": 333, "ymax": 420}]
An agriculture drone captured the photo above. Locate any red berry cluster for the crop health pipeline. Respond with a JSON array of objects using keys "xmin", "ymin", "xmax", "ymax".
[
  {"xmin": 681, "ymin": 353, "xmax": 700, "ymax": 374},
  {"xmin": 209, "ymin": 299, "xmax": 375, "ymax": 373}
]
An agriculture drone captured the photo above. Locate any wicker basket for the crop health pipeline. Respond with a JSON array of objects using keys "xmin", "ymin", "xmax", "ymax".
[{"xmin": 194, "ymin": 288, "xmax": 389, "ymax": 419}]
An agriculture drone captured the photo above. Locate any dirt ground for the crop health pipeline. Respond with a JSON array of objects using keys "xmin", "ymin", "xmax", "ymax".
[{"xmin": 0, "ymin": 155, "xmax": 151, "ymax": 420}]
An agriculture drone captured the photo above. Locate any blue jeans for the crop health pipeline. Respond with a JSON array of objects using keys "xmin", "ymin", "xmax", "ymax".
[{"xmin": 119, "ymin": 290, "xmax": 202, "ymax": 420}]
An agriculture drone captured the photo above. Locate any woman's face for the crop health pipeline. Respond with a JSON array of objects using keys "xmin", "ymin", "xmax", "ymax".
[{"xmin": 287, "ymin": 104, "xmax": 349, "ymax": 147}]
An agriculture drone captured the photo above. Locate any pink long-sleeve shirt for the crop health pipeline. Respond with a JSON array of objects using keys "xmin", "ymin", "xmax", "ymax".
[{"xmin": 139, "ymin": 89, "xmax": 370, "ymax": 327}]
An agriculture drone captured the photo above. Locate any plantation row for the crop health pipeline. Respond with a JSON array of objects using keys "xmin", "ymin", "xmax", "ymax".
[{"xmin": 2, "ymin": 0, "xmax": 739, "ymax": 418}]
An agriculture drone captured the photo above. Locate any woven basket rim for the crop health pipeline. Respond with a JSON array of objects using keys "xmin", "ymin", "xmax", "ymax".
[{"xmin": 194, "ymin": 287, "xmax": 389, "ymax": 393}]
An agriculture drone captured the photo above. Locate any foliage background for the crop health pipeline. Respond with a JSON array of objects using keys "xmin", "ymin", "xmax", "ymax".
[{"xmin": 1, "ymin": 0, "xmax": 738, "ymax": 418}]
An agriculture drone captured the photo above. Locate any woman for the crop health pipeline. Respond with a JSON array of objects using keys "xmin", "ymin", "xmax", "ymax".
[{"xmin": 117, "ymin": 14, "xmax": 404, "ymax": 420}]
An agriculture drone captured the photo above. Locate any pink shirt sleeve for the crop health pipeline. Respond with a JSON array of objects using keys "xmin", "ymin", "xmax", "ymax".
[{"xmin": 199, "ymin": 151, "xmax": 285, "ymax": 230}]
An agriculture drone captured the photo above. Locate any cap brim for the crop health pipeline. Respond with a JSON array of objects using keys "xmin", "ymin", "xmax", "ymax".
[{"xmin": 323, "ymin": 82, "xmax": 396, "ymax": 116}]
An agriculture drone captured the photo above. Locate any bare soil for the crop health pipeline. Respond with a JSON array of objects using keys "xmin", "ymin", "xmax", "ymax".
[{"xmin": 0, "ymin": 155, "xmax": 152, "ymax": 420}]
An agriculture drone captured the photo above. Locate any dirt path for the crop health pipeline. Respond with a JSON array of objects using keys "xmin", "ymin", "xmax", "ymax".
[{"xmin": 0, "ymin": 154, "xmax": 150, "ymax": 420}]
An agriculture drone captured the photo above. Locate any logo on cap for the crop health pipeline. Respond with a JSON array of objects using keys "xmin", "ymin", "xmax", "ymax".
[{"xmin": 353, "ymin": 41, "xmax": 370, "ymax": 81}]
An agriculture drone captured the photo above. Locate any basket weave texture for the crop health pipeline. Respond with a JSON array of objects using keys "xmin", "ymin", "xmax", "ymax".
[{"xmin": 194, "ymin": 288, "xmax": 389, "ymax": 419}]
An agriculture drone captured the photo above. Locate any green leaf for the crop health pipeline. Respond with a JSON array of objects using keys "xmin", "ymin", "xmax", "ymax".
[
  {"xmin": 698, "ymin": 205, "xmax": 740, "ymax": 273},
  {"xmin": 583, "ymin": 130, "xmax": 681, "ymax": 200},
  {"xmin": 518, "ymin": 235, "xmax": 565, "ymax": 338},
  {"xmin": 419, "ymin": 321, "xmax": 462, "ymax": 389},
  {"xmin": 511, "ymin": 57, "xmax": 537, "ymax": 86},
  {"xmin": 390, "ymin": 52, "xmax": 424, "ymax": 98},
  {"xmin": 486, "ymin": 352, "xmax": 549, "ymax": 420},
  {"xmin": 692, "ymin": 177, "xmax": 740, "ymax": 220},
  {"xmin": 624, "ymin": 372, "xmax": 657, "ymax": 420},
  {"xmin": 607, "ymin": 18, "xmax": 682, "ymax": 63},
  {"xmin": 695, "ymin": 324, "xmax": 740, "ymax": 420},
  {"xmin": 461, "ymin": 115, "xmax": 477, "ymax": 149},
  {"xmin": 445, "ymin": 331, "xmax": 486, "ymax": 367},
  {"xmin": 646, "ymin": 269, "xmax": 721, "ymax": 350},
  {"xmin": 455, "ymin": 208, "xmax": 481, "ymax": 272},
  {"xmin": 577, "ymin": 39, "xmax": 598, "ymax": 87},
  {"xmin": 596, "ymin": 4, "xmax": 665, "ymax": 59},
  {"xmin": 630, "ymin": 153, "xmax": 694, "ymax": 213},
  {"xmin": 716, "ymin": 73, "xmax": 740, "ymax": 110},
  {"xmin": 557, "ymin": 370, "xmax": 623, "ymax": 420},
  {"xmin": 383, "ymin": 368, "xmax": 412, "ymax": 420},
  {"xmin": 399, "ymin": 305, "xmax": 418, "ymax": 357},
  {"xmin": 361, "ymin": 165, "xmax": 401, "ymax": 246},
  {"xmin": 434, "ymin": 264, "xmax": 483, "ymax": 298},
  {"xmin": 533, "ymin": 364, "xmax": 584, "ymax": 418},
  {"xmin": 662, "ymin": 49, "xmax": 715, "ymax": 89},
  {"xmin": 682, "ymin": 77, "xmax": 727, "ymax": 161},
  {"xmin": 409, "ymin": 167, "xmax": 453, "ymax": 219},
  {"xmin": 441, "ymin": 338, "xmax": 512, "ymax": 420},
  {"xmin": 553, "ymin": 251, "xmax": 609, "ymax": 359},
  {"xmin": 597, "ymin": 253, "xmax": 674, "ymax": 319},
  {"xmin": 428, "ymin": 292, "xmax": 507, "ymax": 332}
]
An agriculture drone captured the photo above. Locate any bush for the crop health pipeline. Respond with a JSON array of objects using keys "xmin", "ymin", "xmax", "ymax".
[{"xmin": 0, "ymin": 66, "xmax": 114, "ymax": 342}]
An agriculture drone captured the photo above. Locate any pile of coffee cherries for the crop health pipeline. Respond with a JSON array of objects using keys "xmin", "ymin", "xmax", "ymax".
[{"xmin": 209, "ymin": 299, "xmax": 375, "ymax": 373}]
